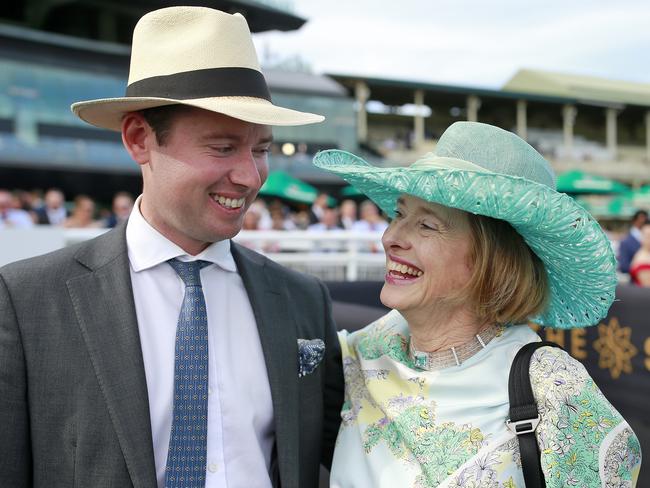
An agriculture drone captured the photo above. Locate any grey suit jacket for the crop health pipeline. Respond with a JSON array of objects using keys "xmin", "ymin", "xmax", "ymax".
[{"xmin": 0, "ymin": 224, "xmax": 343, "ymax": 488}]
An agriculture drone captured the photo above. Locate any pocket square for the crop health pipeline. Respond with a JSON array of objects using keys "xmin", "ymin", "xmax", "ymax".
[{"xmin": 297, "ymin": 338, "xmax": 325, "ymax": 377}]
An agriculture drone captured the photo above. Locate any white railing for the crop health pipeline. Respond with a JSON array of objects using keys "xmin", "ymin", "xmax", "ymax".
[
  {"xmin": 1, "ymin": 227, "xmax": 387, "ymax": 281},
  {"xmin": 235, "ymin": 230, "xmax": 386, "ymax": 281}
]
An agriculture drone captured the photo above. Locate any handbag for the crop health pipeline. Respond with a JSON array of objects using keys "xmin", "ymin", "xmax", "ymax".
[{"xmin": 507, "ymin": 341, "xmax": 562, "ymax": 488}]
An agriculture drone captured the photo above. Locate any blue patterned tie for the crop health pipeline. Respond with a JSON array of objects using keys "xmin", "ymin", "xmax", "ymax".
[{"xmin": 165, "ymin": 259, "xmax": 211, "ymax": 488}]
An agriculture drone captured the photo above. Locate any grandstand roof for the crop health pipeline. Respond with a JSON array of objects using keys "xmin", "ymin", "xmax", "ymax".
[
  {"xmin": 0, "ymin": 0, "xmax": 306, "ymax": 44},
  {"xmin": 328, "ymin": 73, "xmax": 573, "ymax": 108},
  {"xmin": 265, "ymin": 70, "xmax": 347, "ymax": 97},
  {"xmin": 503, "ymin": 69, "xmax": 650, "ymax": 108}
]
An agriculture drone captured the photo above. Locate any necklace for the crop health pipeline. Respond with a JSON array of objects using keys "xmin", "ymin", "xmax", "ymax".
[{"xmin": 409, "ymin": 324, "xmax": 500, "ymax": 371}]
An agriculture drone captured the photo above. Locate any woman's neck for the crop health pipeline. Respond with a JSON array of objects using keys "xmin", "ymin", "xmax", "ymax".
[{"xmin": 404, "ymin": 305, "xmax": 490, "ymax": 352}]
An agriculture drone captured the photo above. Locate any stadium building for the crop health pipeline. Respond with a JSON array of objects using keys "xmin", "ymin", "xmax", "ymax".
[
  {"xmin": 2, "ymin": 1, "xmax": 650, "ymax": 208},
  {"xmin": 0, "ymin": 0, "xmax": 355, "ymax": 202}
]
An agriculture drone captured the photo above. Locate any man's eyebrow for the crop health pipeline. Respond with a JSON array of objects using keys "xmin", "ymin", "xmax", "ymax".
[{"xmin": 257, "ymin": 135, "xmax": 274, "ymax": 144}]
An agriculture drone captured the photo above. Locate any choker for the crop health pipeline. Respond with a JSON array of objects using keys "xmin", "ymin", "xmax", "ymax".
[{"xmin": 409, "ymin": 324, "xmax": 500, "ymax": 371}]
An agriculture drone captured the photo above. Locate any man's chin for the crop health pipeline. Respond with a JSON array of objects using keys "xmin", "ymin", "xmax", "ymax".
[{"xmin": 204, "ymin": 224, "xmax": 244, "ymax": 243}]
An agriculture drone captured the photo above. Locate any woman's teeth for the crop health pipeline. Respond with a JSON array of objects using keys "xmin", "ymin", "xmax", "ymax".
[
  {"xmin": 387, "ymin": 260, "xmax": 423, "ymax": 277},
  {"xmin": 212, "ymin": 194, "xmax": 245, "ymax": 209}
]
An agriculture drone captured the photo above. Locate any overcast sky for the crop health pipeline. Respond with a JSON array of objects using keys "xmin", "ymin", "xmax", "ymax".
[{"xmin": 252, "ymin": 0, "xmax": 650, "ymax": 89}]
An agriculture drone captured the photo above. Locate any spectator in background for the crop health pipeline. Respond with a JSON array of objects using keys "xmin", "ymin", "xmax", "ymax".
[
  {"xmin": 629, "ymin": 221, "xmax": 650, "ymax": 286},
  {"xmin": 352, "ymin": 200, "xmax": 388, "ymax": 253},
  {"xmin": 0, "ymin": 189, "xmax": 34, "ymax": 229},
  {"xmin": 308, "ymin": 206, "xmax": 342, "ymax": 231},
  {"xmin": 104, "ymin": 191, "xmax": 135, "ymax": 228},
  {"xmin": 339, "ymin": 199, "xmax": 358, "ymax": 230},
  {"xmin": 269, "ymin": 200, "xmax": 297, "ymax": 230},
  {"xmin": 242, "ymin": 205, "xmax": 262, "ymax": 231},
  {"xmin": 309, "ymin": 192, "xmax": 330, "ymax": 225},
  {"xmin": 34, "ymin": 188, "xmax": 68, "ymax": 226},
  {"xmin": 63, "ymin": 194, "xmax": 102, "ymax": 228},
  {"xmin": 292, "ymin": 202, "xmax": 312, "ymax": 230},
  {"xmin": 618, "ymin": 210, "xmax": 648, "ymax": 274},
  {"xmin": 248, "ymin": 199, "xmax": 273, "ymax": 229},
  {"xmin": 15, "ymin": 189, "xmax": 42, "ymax": 220},
  {"xmin": 352, "ymin": 200, "xmax": 389, "ymax": 233}
]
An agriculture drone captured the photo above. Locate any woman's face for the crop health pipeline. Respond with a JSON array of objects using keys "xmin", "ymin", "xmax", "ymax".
[{"xmin": 380, "ymin": 194, "xmax": 474, "ymax": 316}]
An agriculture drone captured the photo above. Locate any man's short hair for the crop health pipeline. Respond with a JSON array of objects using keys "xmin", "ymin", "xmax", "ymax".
[
  {"xmin": 139, "ymin": 105, "xmax": 195, "ymax": 146},
  {"xmin": 632, "ymin": 210, "xmax": 648, "ymax": 222},
  {"xmin": 464, "ymin": 214, "xmax": 549, "ymax": 325}
]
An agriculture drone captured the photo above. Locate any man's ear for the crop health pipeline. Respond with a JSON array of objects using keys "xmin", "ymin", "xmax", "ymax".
[{"xmin": 122, "ymin": 112, "xmax": 153, "ymax": 167}]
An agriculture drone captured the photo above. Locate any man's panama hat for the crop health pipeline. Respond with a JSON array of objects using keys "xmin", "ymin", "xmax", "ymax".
[
  {"xmin": 71, "ymin": 6, "xmax": 323, "ymax": 130},
  {"xmin": 313, "ymin": 122, "xmax": 617, "ymax": 329}
]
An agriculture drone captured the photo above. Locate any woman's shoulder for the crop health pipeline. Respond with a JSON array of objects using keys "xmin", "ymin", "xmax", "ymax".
[
  {"xmin": 529, "ymin": 345, "xmax": 643, "ymax": 486},
  {"xmin": 529, "ymin": 344, "xmax": 602, "ymax": 403},
  {"xmin": 338, "ymin": 310, "xmax": 409, "ymax": 361},
  {"xmin": 630, "ymin": 249, "xmax": 650, "ymax": 267}
]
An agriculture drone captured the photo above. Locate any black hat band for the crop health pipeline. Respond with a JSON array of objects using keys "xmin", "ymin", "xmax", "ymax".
[{"xmin": 125, "ymin": 67, "xmax": 272, "ymax": 101}]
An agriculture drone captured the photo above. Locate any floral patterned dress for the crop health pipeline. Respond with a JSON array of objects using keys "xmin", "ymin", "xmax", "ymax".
[{"xmin": 330, "ymin": 310, "xmax": 642, "ymax": 488}]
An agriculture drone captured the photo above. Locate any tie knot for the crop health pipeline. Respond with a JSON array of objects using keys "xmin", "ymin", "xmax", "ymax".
[{"xmin": 167, "ymin": 259, "xmax": 211, "ymax": 287}]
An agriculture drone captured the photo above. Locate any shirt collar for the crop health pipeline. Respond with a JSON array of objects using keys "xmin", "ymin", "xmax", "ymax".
[
  {"xmin": 631, "ymin": 226, "xmax": 642, "ymax": 242},
  {"xmin": 126, "ymin": 195, "xmax": 237, "ymax": 273}
]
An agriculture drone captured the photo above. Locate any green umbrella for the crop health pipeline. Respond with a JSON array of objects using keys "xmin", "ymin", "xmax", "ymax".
[
  {"xmin": 340, "ymin": 185, "xmax": 365, "ymax": 198},
  {"xmin": 556, "ymin": 170, "xmax": 629, "ymax": 194},
  {"xmin": 606, "ymin": 186, "xmax": 650, "ymax": 217},
  {"xmin": 259, "ymin": 170, "xmax": 318, "ymax": 204},
  {"xmin": 574, "ymin": 196, "xmax": 635, "ymax": 218}
]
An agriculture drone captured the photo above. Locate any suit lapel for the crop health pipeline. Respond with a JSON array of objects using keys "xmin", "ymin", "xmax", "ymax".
[
  {"xmin": 232, "ymin": 243, "xmax": 299, "ymax": 488},
  {"xmin": 66, "ymin": 226, "xmax": 157, "ymax": 488}
]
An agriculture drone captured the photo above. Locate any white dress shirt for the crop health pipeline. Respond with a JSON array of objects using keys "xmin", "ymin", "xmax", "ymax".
[{"xmin": 126, "ymin": 197, "xmax": 274, "ymax": 488}]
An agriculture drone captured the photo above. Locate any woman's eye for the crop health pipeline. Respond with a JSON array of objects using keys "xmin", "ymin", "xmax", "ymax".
[{"xmin": 420, "ymin": 222, "xmax": 436, "ymax": 231}]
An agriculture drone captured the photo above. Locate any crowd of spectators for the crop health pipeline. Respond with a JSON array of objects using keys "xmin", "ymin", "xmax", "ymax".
[
  {"xmin": 0, "ymin": 188, "xmax": 135, "ymax": 230},
  {"xmin": 0, "ymin": 188, "xmax": 387, "ymax": 235},
  {"xmin": 5, "ymin": 187, "xmax": 650, "ymax": 281},
  {"xmin": 241, "ymin": 193, "xmax": 387, "ymax": 233}
]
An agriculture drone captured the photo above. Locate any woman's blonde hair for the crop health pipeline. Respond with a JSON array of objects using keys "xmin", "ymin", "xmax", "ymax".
[{"xmin": 465, "ymin": 214, "xmax": 549, "ymax": 325}]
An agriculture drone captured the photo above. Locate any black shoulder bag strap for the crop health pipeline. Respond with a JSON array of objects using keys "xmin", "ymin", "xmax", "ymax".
[{"xmin": 507, "ymin": 341, "xmax": 562, "ymax": 488}]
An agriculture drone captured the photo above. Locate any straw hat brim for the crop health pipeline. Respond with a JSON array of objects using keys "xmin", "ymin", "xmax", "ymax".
[
  {"xmin": 313, "ymin": 149, "xmax": 617, "ymax": 329},
  {"xmin": 72, "ymin": 95, "xmax": 324, "ymax": 131}
]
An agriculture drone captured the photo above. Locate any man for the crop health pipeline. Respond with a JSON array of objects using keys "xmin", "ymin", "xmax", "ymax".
[
  {"xmin": 618, "ymin": 209, "xmax": 648, "ymax": 274},
  {"xmin": 0, "ymin": 7, "xmax": 343, "ymax": 488},
  {"xmin": 308, "ymin": 193, "xmax": 330, "ymax": 225},
  {"xmin": 352, "ymin": 200, "xmax": 388, "ymax": 253},
  {"xmin": 34, "ymin": 188, "xmax": 68, "ymax": 225},
  {"xmin": 104, "ymin": 191, "xmax": 135, "ymax": 228}
]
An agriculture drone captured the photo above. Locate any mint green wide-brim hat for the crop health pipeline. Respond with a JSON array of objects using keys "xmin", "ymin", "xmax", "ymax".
[{"xmin": 313, "ymin": 122, "xmax": 617, "ymax": 329}]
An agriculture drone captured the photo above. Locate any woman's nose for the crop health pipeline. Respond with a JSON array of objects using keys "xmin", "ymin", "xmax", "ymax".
[{"xmin": 382, "ymin": 220, "xmax": 410, "ymax": 251}]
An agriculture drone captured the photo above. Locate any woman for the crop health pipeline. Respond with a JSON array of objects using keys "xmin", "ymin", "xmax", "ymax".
[
  {"xmin": 313, "ymin": 122, "xmax": 641, "ymax": 487},
  {"xmin": 630, "ymin": 221, "xmax": 650, "ymax": 286},
  {"xmin": 63, "ymin": 194, "xmax": 102, "ymax": 228}
]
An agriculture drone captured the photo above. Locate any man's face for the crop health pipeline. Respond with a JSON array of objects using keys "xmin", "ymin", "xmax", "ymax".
[
  {"xmin": 634, "ymin": 213, "xmax": 648, "ymax": 229},
  {"xmin": 45, "ymin": 190, "xmax": 64, "ymax": 209},
  {"xmin": 138, "ymin": 109, "xmax": 272, "ymax": 255},
  {"xmin": 113, "ymin": 195, "xmax": 134, "ymax": 220}
]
